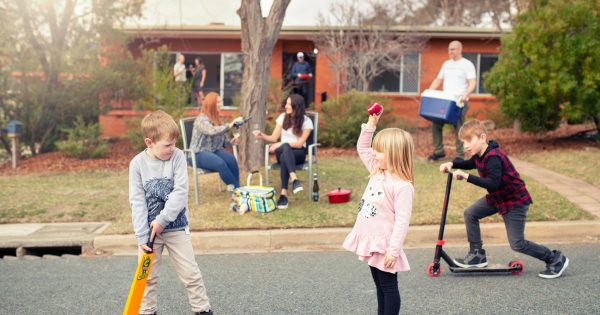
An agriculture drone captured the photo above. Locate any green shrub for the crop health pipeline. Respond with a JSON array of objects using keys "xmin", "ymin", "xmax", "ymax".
[
  {"xmin": 56, "ymin": 117, "xmax": 108, "ymax": 159},
  {"xmin": 319, "ymin": 90, "xmax": 404, "ymax": 148}
]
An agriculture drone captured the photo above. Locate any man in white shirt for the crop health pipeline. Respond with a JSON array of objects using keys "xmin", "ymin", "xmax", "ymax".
[
  {"xmin": 426, "ymin": 40, "xmax": 476, "ymax": 161},
  {"xmin": 173, "ymin": 53, "xmax": 187, "ymax": 105}
]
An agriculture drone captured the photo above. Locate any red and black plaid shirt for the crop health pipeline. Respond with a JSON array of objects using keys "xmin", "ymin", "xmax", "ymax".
[{"xmin": 474, "ymin": 146, "xmax": 532, "ymax": 215}]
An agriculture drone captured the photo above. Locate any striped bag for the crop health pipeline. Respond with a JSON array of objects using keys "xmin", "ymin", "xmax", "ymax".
[{"xmin": 234, "ymin": 172, "xmax": 277, "ymax": 213}]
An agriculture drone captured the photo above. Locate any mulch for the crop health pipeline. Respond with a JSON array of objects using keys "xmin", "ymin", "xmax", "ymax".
[{"xmin": 1, "ymin": 123, "xmax": 597, "ymax": 175}]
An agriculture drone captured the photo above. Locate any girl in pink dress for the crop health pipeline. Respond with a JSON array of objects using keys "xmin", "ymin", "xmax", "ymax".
[{"xmin": 342, "ymin": 110, "xmax": 415, "ymax": 315}]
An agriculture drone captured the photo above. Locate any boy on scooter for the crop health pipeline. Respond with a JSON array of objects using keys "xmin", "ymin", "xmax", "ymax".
[{"xmin": 438, "ymin": 119, "xmax": 569, "ymax": 279}]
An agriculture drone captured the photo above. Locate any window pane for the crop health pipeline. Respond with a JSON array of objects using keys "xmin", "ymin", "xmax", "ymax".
[
  {"xmin": 462, "ymin": 53, "xmax": 479, "ymax": 93},
  {"xmin": 479, "ymin": 54, "xmax": 498, "ymax": 94},
  {"xmin": 222, "ymin": 53, "xmax": 243, "ymax": 106},
  {"xmin": 371, "ymin": 69, "xmax": 400, "ymax": 93},
  {"xmin": 401, "ymin": 53, "xmax": 419, "ymax": 93}
]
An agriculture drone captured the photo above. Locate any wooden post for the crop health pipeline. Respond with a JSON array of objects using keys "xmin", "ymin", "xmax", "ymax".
[{"xmin": 9, "ymin": 135, "xmax": 18, "ymax": 169}]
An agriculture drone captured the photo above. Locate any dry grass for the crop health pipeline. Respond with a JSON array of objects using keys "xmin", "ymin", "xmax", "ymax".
[
  {"xmin": 518, "ymin": 148, "xmax": 600, "ymax": 189},
  {"xmin": 0, "ymin": 156, "xmax": 593, "ymax": 235}
]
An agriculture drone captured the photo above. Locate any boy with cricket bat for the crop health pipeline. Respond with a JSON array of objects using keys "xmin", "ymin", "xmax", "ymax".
[{"xmin": 128, "ymin": 110, "xmax": 213, "ymax": 315}]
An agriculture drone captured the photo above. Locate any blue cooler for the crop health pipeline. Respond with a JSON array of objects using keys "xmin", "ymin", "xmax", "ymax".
[{"xmin": 419, "ymin": 89, "xmax": 463, "ymax": 125}]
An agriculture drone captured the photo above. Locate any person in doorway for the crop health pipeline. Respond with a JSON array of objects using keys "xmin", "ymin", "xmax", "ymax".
[
  {"xmin": 173, "ymin": 53, "xmax": 188, "ymax": 106},
  {"xmin": 191, "ymin": 57, "xmax": 206, "ymax": 105},
  {"xmin": 289, "ymin": 51, "xmax": 313, "ymax": 107}
]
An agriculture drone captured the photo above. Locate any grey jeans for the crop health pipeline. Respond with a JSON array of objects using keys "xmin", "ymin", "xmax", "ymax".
[{"xmin": 464, "ymin": 197, "xmax": 553, "ymax": 263}]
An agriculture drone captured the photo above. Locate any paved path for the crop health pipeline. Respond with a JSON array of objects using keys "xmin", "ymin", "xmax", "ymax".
[{"xmin": 512, "ymin": 157, "xmax": 600, "ymax": 218}]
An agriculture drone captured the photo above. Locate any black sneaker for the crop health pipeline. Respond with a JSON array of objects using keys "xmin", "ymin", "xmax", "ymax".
[
  {"xmin": 277, "ymin": 195, "xmax": 289, "ymax": 209},
  {"xmin": 453, "ymin": 248, "xmax": 488, "ymax": 268},
  {"xmin": 427, "ymin": 152, "xmax": 446, "ymax": 161},
  {"xmin": 194, "ymin": 310, "xmax": 213, "ymax": 315},
  {"xmin": 292, "ymin": 179, "xmax": 303, "ymax": 194},
  {"xmin": 538, "ymin": 250, "xmax": 569, "ymax": 279}
]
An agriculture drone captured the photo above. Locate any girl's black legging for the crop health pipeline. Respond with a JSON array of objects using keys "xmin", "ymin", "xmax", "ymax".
[
  {"xmin": 274, "ymin": 143, "xmax": 306, "ymax": 190},
  {"xmin": 370, "ymin": 266, "xmax": 401, "ymax": 315}
]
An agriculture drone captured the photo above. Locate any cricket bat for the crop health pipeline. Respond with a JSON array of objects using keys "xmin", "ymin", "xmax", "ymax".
[{"xmin": 123, "ymin": 230, "xmax": 155, "ymax": 315}]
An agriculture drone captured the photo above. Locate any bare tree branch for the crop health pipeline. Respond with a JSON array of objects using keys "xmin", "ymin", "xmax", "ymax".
[{"xmin": 314, "ymin": 0, "xmax": 427, "ymax": 94}]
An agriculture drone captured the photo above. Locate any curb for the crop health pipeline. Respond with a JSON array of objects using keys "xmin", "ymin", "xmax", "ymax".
[{"xmin": 93, "ymin": 220, "xmax": 600, "ymax": 256}]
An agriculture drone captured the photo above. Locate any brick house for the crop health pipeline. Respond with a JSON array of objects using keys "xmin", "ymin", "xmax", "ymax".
[{"xmin": 100, "ymin": 25, "xmax": 503, "ymax": 138}]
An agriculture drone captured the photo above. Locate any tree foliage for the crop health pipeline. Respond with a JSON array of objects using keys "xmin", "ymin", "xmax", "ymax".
[
  {"xmin": 484, "ymin": 0, "xmax": 600, "ymax": 132},
  {"xmin": 0, "ymin": 0, "xmax": 143, "ymax": 154}
]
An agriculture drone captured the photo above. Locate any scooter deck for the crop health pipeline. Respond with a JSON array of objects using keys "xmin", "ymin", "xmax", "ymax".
[{"xmin": 449, "ymin": 264, "xmax": 520, "ymax": 274}]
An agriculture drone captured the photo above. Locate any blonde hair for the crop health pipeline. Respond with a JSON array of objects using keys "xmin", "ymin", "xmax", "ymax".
[
  {"xmin": 371, "ymin": 128, "xmax": 415, "ymax": 183},
  {"xmin": 141, "ymin": 110, "xmax": 179, "ymax": 142},
  {"xmin": 459, "ymin": 119, "xmax": 487, "ymax": 141}
]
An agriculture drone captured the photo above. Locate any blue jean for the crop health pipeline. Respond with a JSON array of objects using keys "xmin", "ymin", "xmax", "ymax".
[
  {"xmin": 464, "ymin": 197, "xmax": 553, "ymax": 263},
  {"xmin": 194, "ymin": 150, "xmax": 240, "ymax": 188}
]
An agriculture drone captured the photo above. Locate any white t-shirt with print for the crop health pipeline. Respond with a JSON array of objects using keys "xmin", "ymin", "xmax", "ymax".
[
  {"xmin": 275, "ymin": 113, "xmax": 314, "ymax": 148},
  {"xmin": 437, "ymin": 58, "xmax": 476, "ymax": 97}
]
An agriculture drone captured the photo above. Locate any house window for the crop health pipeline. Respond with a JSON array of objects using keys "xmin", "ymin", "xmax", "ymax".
[
  {"xmin": 370, "ymin": 53, "xmax": 420, "ymax": 94},
  {"xmin": 169, "ymin": 52, "xmax": 243, "ymax": 107},
  {"xmin": 463, "ymin": 53, "xmax": 499, "ymax": 94}
]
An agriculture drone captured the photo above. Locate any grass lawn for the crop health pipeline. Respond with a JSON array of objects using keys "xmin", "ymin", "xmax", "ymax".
[
  {"xmin": 0, "ymin": 156, "xmax": 593, "ymax": 235},
  {"xmin": 518, "ymin": 148, "xmax": 600, "ymax": 189}
]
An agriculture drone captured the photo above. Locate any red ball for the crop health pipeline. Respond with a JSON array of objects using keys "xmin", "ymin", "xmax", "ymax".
[{"xmin": 367, "ymin": 102, "xmax": 383, "ymax": 115}]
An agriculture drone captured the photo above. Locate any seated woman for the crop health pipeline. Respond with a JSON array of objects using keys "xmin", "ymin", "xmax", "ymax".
[
  {"xmin": 190, "ymin": 92, "xmax": 243, "ymax": 191},
  {"xmin": 253, "ymin": 94, "xmax": 313, "ymax": 209}
]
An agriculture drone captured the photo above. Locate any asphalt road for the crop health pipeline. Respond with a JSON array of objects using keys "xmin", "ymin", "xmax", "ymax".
[{"xmin": 1, "ymin": 243, "xmax": 599, "ymax": 315}]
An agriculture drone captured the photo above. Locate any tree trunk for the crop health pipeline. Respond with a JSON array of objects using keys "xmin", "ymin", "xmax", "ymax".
[{"xmin": 237, "ymin": 0, "xmax": 291, "ymax": 172}]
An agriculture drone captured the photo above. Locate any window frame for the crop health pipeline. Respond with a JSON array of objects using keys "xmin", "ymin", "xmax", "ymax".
[
  {"xmin": 368, "ymin": 52, "xmax": 421, "ymax": 95},
  {"xmin": 463, "ymin": 52, "xmax": 499, "ymax": 95}
]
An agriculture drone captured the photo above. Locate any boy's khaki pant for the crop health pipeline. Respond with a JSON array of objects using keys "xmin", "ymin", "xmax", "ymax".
[{"xmin": 139, "ymin": 230, "xmax": 211, "ymax": 314}]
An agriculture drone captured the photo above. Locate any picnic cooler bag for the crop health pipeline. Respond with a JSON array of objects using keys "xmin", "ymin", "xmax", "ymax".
[
  {"xmin": 234, "ymin": 172, "xmax": 277, "ymax": 213},
  {"xmin": 419, "ymin": 89, "xmax": 464, "ymax": 125}
]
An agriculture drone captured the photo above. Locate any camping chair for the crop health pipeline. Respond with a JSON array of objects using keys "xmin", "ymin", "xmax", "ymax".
[
  {"xmin": 180, "ymin": 117, "xmax": 238, "ymax": 205},
  {"xmin": 264, "ymin": 111, "xmax": 320, "ymax": 200}
]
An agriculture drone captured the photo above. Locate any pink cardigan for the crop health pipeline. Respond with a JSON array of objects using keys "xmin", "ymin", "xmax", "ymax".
[{"xmin": 342, "ymin": 124, "xmax": 414, "ymax": 273}]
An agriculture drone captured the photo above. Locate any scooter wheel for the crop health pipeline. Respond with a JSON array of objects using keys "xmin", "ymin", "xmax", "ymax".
[
  {"xmin": 427, "ymin": 262, "xmax": 442, "ymax": 277},
  {"xmin": 509, "ymin": 260, "xmax": 524, "ymax": 275}
]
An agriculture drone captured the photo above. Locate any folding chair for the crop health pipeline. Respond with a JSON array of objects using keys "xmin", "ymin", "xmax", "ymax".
[
  {"xmin": 180, "ymin": 117, "xmax": 238, "ymax": 205},
  {"xmin": 264, "ymin": 111, "xmax": 320, "ymax": 200}
]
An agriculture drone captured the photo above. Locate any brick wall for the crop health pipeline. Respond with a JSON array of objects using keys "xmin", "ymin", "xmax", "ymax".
[{"xmin": 100, "ymin": 36, "xmax": 501, "ymax": 138}]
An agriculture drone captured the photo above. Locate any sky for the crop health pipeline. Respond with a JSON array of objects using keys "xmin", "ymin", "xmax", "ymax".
[{"xmin": 127, "ymin": 0, "xmax": 339, "ymax": 27}]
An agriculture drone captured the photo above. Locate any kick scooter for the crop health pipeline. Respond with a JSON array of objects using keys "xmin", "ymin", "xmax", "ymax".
[{"xmin": 427, "ymin": 172, "xmax": 524, "ymax": 277}]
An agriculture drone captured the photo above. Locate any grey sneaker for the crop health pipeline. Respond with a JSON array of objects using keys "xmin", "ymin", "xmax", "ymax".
[
  {"xmin": 292, "ymin": 179, "xmax": 303, "ymax": 194},
  {"xmin": 538, "ymin": 250, "xmax": 569, "ymax": 279},
  {"xmin": 454, "ymin": 248, "xmax": 488, "ymax": 268},
  {"xmin": 277, "ymin": 195, "xmax": 288, "ymax": 209}
]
